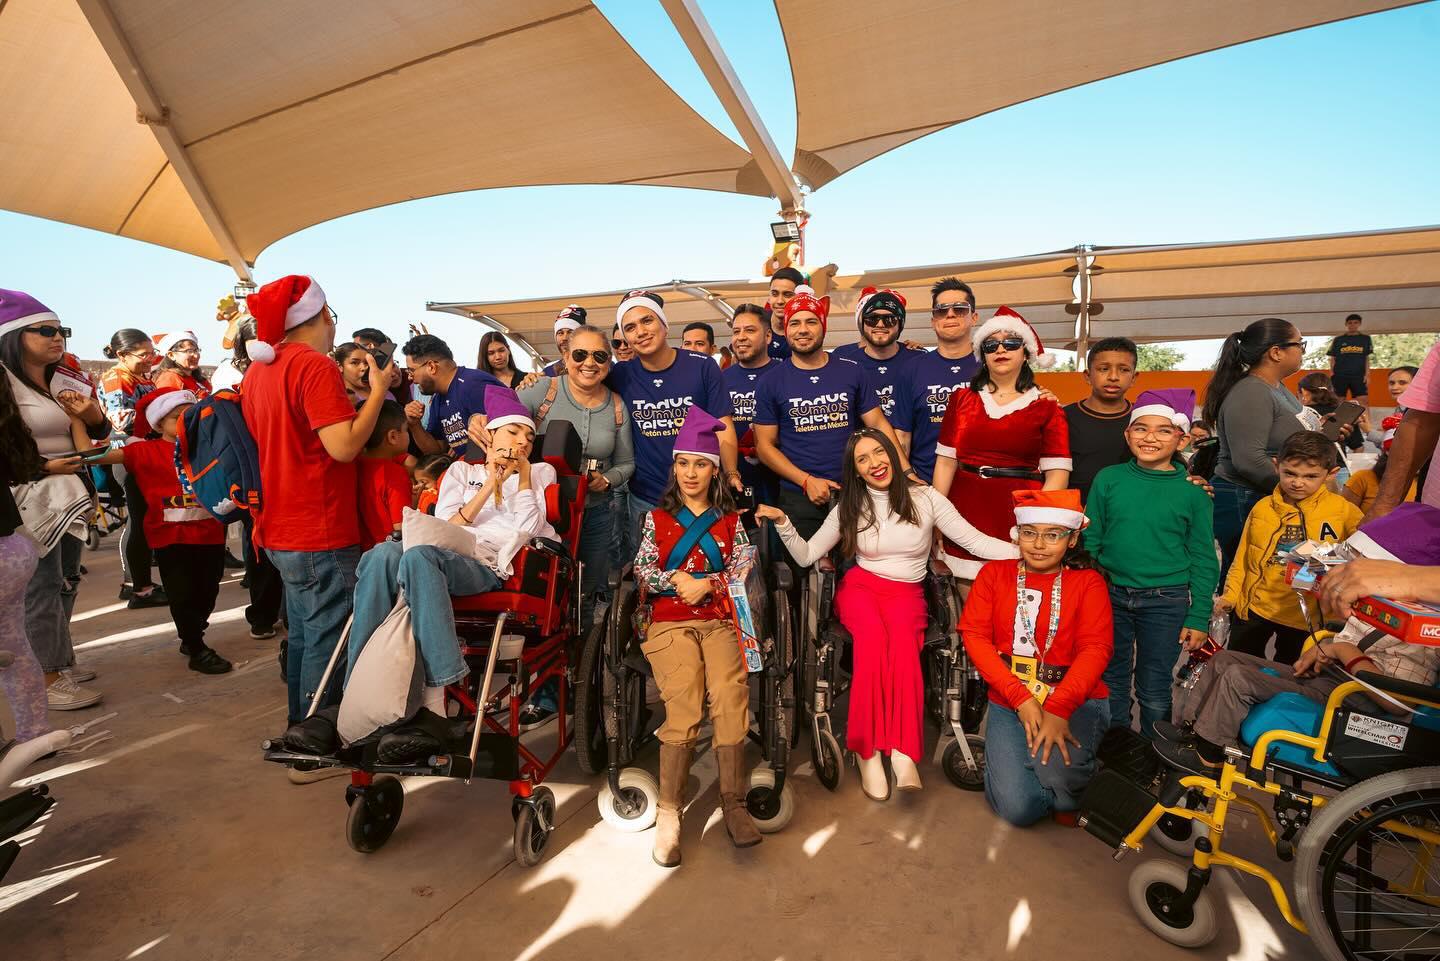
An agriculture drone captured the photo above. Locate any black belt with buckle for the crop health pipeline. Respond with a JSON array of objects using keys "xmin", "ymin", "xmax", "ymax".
[
  {"xmin": 1001, "ymin": 654, "xmax": 1070, "ymax": 684},
  {"xmin": 959, "ymin": 462, "xmax": 1044, "ymax": 481}
]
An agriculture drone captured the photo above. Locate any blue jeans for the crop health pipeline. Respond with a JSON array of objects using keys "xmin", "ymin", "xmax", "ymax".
[
  {"xmin": 1211, "ymin": 477, "xmax": 1264, "ymax": 584},
  {"xmin": 577, "ymin": 489, "xmax": 615, "ymax": 629},
  {"xmin": 609, "ymin": 486, "xmax": 634, "ymax": 574},
  {"xmin": 345, "ymin": 540, "xmax": 500, "ymax": 690},
  {"xmin": 984, "ymin": 698, "xmax": 1109, "ymax": 826},
  {"xmin": 1105, "ymin": 584, "xmax": 1191, "ymax": 737},
  {"xmin": 269, "ymin": 545, "xmax": 362, "ymax": 725}
]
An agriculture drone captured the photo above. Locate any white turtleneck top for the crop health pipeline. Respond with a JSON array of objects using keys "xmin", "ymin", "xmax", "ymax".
[{"xmin": 775, "ymin": 485, "xmax": 1018, "ymax": 582}]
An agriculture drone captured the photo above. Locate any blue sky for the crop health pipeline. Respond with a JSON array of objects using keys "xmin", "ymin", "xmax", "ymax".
[{"xmin": 3, "ymin": 0, "xmax": 1438, "ymax": 369}]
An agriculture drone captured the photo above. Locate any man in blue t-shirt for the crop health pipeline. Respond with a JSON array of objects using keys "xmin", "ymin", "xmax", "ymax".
[
  {"xmin": 542, "ymin": 304, "xmax": 586, "ymax": 377},
  {"xmin": 609, "ymin": 291, "xmax": 740, "ymax": 539},
  {"xmin": 830, "ymin": 287, "xmax": 922, "ymax": 418},
  {"xmin": 401, "ymin": 334, "xmax": 502, "ymax": 457},
  {"xmin": 763, "ymin": 267, "xmax": 804, "ymax": 360},
  {"xmin": 892, "ymin": 277, "xmax": 981, "ymax": 483},
  {"xmin": 722, "ymin": 305, "xmax": 780, "ymax": 499},
  {"xmin": 754, "ymin": 288, "xmax": 910, "ymax": 539}
]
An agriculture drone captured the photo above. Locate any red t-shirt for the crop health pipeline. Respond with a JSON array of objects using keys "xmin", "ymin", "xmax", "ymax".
[
  {"xmin": 357, "ymin": 455, "xmax": 411, "ymax": 549},
  {"xmin": 959, "ymin": 559, "xmax": 1113, "ymax": 720},
  {"xmin": 121, "ymin": 438, "xmax": 225, "ymax": 549},
  {"xmin": 241, "ymin": 342, "xmax": 359, "ymax": 551}
]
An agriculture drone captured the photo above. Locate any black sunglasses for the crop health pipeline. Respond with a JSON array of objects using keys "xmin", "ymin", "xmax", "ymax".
[
  {"xmin": 863, "ymin": 313, "xmax": 899, "ymax": 329},
  {"xmin": 931, "ymin": 304, "xmax": 973, "ymax": 319},
  {"xmin": 570, "ymin": 348, "xmax": 611, "ymax": 365},
  {"xmin": 981, "ymin": 337, "xmax": 1025, "ymax": 355},
  {"xmin": 611, "ymin": 338, "xmax": 625, "ymax": 349},
  {"xmin": 25, "ymin": 325, "xmax": 72, "ymax": 340}
]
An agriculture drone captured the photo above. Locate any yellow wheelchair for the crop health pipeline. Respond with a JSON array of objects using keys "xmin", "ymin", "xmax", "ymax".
[{"xmin": 1077, "ymin": 651, "xmax": 1440, "ymax": 960}]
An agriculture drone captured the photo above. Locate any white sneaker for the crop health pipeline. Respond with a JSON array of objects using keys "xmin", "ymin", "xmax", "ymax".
[
  {"xmin": 891, "ymin": 751, "xmax": 923, "ymax": 792},
  {"xmin": 47, "ymin": 674, "xmax": 103, "ymax": 710},
  {"xmin": 65, "ymin": 667, "xmax": 97, "ymax": 683}
]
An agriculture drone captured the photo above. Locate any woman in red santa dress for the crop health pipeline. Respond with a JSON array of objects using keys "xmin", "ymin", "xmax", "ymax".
[{"xmin": 930, "ymin": 306, "xmax": 1070, "ymax": 580}]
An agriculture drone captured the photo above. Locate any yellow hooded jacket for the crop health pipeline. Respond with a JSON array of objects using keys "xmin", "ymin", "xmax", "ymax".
[{"xmin": 1223, "ymin": 485, "xmax": 1363, "ymax": 630}]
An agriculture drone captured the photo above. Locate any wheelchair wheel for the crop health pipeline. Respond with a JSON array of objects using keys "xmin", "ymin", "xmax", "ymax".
[
  {"xmin": 572, "ymin": 620, "xmax": 607, "ymax": 776},
  {"xmin": 1294, "ymin": 766, "xmax": 1440, "ymax": 961},
  {"xmin": 1148, "ymin": 793, "xmax": 1209, "ymax": 858},
  {"xmin": 513, "ymin": 786, "xmax": 556, "ymax": 868},
  {"xmin": 597, "ymin": 767, "xmax": 659, "ymax": 833},
  {"xmin": 941, "ymin": 735, "xmax": 986, "ymax": 792},
  {"xmin": 345, "ymin": 775, "xmax": 404, "ymax": 854},
  {"xmin": 85, "ymin": 526, "xmax": 100, "ymax": 551},
  {"xmin": 1127, "ymin": 859, "xmax": 1217, "ymax": 948},
  {"xmin": 747, "ymin": 767, "xmax": 795, "ymax": 834},
  {"xmin": 812, "ymin": 729, "xmax": 843, "ymax": 792}
]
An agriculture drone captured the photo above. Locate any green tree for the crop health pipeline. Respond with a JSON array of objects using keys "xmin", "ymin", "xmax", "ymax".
[
  {"xmin": 1306, "ymin": 332, "xmax": 1437, "ymax": 370},
  {"xmin": 1136, "ymin": 344, "xmax": 1184, "ymax": 371}
]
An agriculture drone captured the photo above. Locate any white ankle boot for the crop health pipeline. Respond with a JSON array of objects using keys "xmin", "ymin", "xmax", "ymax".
[
  {"xmin": 891, "ymin": 751, "xmax": 923, "ymax": 792},
  {"xmin": 856, "ymin": 752, "xmax": 890, "ymax": 801}
]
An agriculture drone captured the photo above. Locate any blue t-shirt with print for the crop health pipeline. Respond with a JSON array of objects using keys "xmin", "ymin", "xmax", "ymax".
[
  {"xmin": 722, "ymin": 358, "xmax": 780, "ymax": 489},
  {"xmin": 609, "ymin": 349, "xmax": 733, "ymax": 505},
  {"xmin": 767, "ymin": 328, "xmax": 792, "ymax": 360},
  {"xmin": 542, "ymin": 359, "xmax": 566, "ymax": 378},
  {"xmin": 754, "ymin": 354, "xmax": 877, "ymax": 488},
  {"xmin": 424, "ymin": 366, "xmax": 504, "ymax": 457},
  {"xmin": 830, "ymin": 342, "xmax": 918, "ymax": 419},
  {"xmin": 892, "ymin": 350, "xmax": 979, "ymax": 483}
]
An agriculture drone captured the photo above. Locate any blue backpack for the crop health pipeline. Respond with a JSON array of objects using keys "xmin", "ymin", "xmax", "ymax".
[{"xmin": 174, "ymin": 388, "xmax": 262, "ymax": 524}]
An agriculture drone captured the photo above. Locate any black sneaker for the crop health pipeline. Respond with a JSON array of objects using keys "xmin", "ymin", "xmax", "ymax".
[
  {"xmin": 188, "ymin": 648, "xmax": 233, "ymax": 675},
  {"xmin": 1152, "ymin": 720, "xmax": 1195, "ymax": 744},
  {"xmin": 517, "ymin": 704, "xmax": 557, "ymax": 732},
  {"xmin": 249, "ymin": 625, "xmax": 277, "ymax": 640},
  {"xmin": 1154, "ymin": 738, "xmax": 1220, "ymax": 778},
  {"xmin": 118, "ymin": 584, "xmax": 133, "ymax": 601},
  {"xmin": 127, "ymin": 588, "xmax": 169, "ymax": 610},
  {"xmin": 223, "ymin": 550, "xmax": 245, "ymax": 570}
]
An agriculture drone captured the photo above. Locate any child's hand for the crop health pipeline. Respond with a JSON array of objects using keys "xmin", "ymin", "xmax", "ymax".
[
  {"xmin": 1179, "ymin": 628, "xmax": 1209, "ymax": 651},
  {"xmin": 1016, "ymin": 698, "xmax": 1046, "ymax": 749},
  {"xmin": 671, "ymin": 571, "xmax": 712, "ymax": 606},
  {"xmin": 753, "ymin": 504, "xmax": 787, "ymax": 525},
  {"xmin": 1032, "ymin": 712, "xmax": 1080, "ymax": 766},
  {"xmin": 404, "ymin": 400, "xmax": 426, "ymax": 424}
]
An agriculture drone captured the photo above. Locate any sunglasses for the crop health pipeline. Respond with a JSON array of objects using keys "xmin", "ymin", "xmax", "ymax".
[
  {"xmin": 611, "ymin": 338, "xmax": 625, "ymax": 349},
  {"xmin": 863, "ymin": 313, "xmax": 899, "ymax": 329},
  {"xmin": 931, "ymin": 304, "xmax": 974, "ymax": 319},
  {"xmin": 570, "ymin": 348, "xmax": 611, "ymax": 365},
  {"xmin": 981, "ymin": 337, "xmax": 1025, "ymax": 354},
  {"xmin": 25, "ymin": 325, "xmax": 72, "ymax": 340}
]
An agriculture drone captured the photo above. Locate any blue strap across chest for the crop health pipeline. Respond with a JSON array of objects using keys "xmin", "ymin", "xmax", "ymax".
[{"xmin": 665, "ymin": 506, "xmax": 725, "ymax": 575}]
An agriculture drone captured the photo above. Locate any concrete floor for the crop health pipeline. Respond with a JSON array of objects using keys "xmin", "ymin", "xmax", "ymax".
[{"xmin": 1, "ymin": 539, "xmax": 1323, "ymax": 961}]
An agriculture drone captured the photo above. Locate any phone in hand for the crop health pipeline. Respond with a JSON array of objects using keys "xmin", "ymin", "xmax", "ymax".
[
  {"xmin": 361, "ymin": 341, "xmax": 396, "ymax": 383},
  {"xmin": 1322, "ymin": 400, "xmax": 1365, "ymax": 441},
  {"xmin": 50, "ymin": 443, "xmax": 111, "ymax": 463}
]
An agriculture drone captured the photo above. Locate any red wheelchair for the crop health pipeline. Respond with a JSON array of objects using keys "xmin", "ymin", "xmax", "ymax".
[{"xmin": 263, "ymin": 424, "xmax": 589, "ymax": 866}]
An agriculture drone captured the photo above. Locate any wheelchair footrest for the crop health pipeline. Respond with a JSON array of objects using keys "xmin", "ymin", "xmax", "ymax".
[
  {"xmin": 1078, "ymin": 768, "xmax": 1159, "ymax": 850},
  {"xmin": 1096, "ymin": 727, "xmax": 1160, "ymax": 787}
]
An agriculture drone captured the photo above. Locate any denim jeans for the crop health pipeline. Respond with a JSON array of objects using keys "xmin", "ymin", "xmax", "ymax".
[
  {"xmin": 577, "ymin": 488, "xmax": 615, "ymax": 630},
  {"xmin": 23, "ymin": 539, "xmax": 79, "ymax": 673},
  {"xmin": 268, "ymin": 545, "xmax": 362, "ymax": 725},
  {"xmin": 984, "ymin": 698, "xmax": 1109, "ymax": 826},
  {"xmin": 345, "ymin": 540, "xmax": 500, "ymax": 690},
  {"xmin": 1105, "ymin": 584, "xmax": 1191, "ymax": 737},
  {"xmin": 1211, "ymin": 477, "xmax": 1264, "ymax": 584},
  {"xmin": 609, "ymin": 486, "xmax": 634, "ymax": 574}
]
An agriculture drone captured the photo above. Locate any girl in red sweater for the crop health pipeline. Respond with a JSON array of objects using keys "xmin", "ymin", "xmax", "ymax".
[{"xmin": 960, "ymin": 489, "xmax": 1113, "ymax": 826}]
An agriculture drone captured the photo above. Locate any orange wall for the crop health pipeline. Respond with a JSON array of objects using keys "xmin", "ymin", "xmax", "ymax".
[{"xmin": 1035, "ymin": 368, "xmax": 1400, "ymax": 408}]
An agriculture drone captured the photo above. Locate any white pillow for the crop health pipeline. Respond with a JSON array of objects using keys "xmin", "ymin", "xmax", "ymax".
[{"xmin": 401, "ymin": 506, "xmax": 480, "ymax": 557}]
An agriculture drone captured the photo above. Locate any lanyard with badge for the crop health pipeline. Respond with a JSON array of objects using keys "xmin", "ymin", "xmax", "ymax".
[{"xmin": 1012, "ymin": 565, "xmax": 1060, "ymax": 704}]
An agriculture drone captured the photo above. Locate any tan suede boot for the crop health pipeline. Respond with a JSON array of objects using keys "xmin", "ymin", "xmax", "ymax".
[
  {"xmin": 652, "ymin": 741, "xmax": 693, "ymax": 868},
  {"xmin": 715, "ymin": 743, "xmax": 763, "ymax": 848}
]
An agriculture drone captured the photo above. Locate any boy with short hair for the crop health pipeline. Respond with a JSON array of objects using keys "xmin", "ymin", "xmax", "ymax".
[
  {"xmin": 357, "ymin": 400, "xmax": 413, "ymax": 549},
  {"xmin": 1326, "ymin": 313, "xmax": 1372, "ymax": 401},
  {"xmin": 1084, "ymin": 388, "xmax": 1218, "ymax": 737},
  {"xmin": 1064, "ymin": 337, "xmax": 1138, "ymax": 502},
  {"xmin": 1221, "ymin": 430, "xmax": 1364, "ymax": 664}
]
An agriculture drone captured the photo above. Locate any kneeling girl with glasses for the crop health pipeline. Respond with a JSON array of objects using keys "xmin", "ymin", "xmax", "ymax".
[
  {"xmin": 757, "ymin": 429, "xmax": 1017, "ymax": 801},
  {"xmin": 960, "ymin": 490, "xmax": 1113, "ymax": 827}
]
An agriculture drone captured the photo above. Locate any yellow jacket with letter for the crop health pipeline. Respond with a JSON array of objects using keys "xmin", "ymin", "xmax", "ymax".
[{"xmin": 1223, "ymin": 485, "xmax": 1363, "ymax": 630}]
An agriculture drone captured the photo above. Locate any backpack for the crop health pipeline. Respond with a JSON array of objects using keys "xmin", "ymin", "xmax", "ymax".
[{"xmin": 174, "ymin": 387, "xmax": 262, "ymax": 524}]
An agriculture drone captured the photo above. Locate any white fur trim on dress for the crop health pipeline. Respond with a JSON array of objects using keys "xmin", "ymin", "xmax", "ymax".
[
  {"xmin": 979, "ymin": 387, "xmax": 1039, "ymax": 419},
  {"xmin": 1130, "ymin": 403, "xmax": 1191, "ymax": 431},
  {"xmin": 1037, "ymin": 457, "xmax": 1073, "ymax": 472},
  {"xmin": 1014, "ymin": 505, "xmax": 1088, "ymax": 529},
  {"xmin": 286, "ymin": 279, "xmax": 326, "ymax": 330},
  {"xmin": 935, "ymin": 443, "xmax": 957, "ymax": 460}
]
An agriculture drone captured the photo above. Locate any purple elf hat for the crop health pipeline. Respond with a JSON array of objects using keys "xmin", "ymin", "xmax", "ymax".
[
  {"xmin": 483, "ymin": 385, "xmax": 536, "ymax": 434},
  {"xmin": 1348, "ymin": 503, "xmax": 1440, "ymax": 565},
  {"xmin": 673, "ymin": 407, "xmax": 723, "ymax": 466},
  {"xmin": 0, "ymin": 289, "xmax": 59, "ymax": 338},
  {"xmin": 1131, "ymin": 388, "xmax": 1197, "ymax": 431}
]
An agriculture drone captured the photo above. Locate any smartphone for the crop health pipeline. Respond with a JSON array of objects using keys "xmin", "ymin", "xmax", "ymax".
[
  {"xmin": 1323, "ymin": 400, "xmax": 1365, "ymax": 441},
  {"xmin": 362, "ymin": 341, "xmax": 396, "ymax": 383},
  {"xmin": 50, "ymin": 443, "xmax": 111, "ymax": 463}
]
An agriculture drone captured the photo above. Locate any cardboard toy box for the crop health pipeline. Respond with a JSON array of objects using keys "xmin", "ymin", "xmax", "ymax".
[{"xmin": 1285, "ymin": 556, "xmax": 1440, "ymax": 648}]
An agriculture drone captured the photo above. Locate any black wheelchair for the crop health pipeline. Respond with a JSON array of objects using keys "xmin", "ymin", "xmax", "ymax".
[{"xmin": 1077, "ymin": 657, "xmax": 1440, "ymax": 959}]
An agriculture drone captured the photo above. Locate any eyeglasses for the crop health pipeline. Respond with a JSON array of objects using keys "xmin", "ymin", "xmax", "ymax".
[
  {"xmin": 1277, "ymin": 339, "xmax": 1306, "ymax": 351},
  {"xmin": 25, "ymin": 325, "xmax": 71, "ymax": 340},
  {"xmin": 863, "ymin": 313, "xmax": 899, "ymax": 329},
  {"xmin": 570, "ymin": 348, "xmax": 611, "ymax": 365},
  {"xmin": 1017, "ymin": 528, "xmax": 1073, "ymax": 545},
  {"xmin": 611, "ymin": 339, "xmax": 624, "ymax": 349},
  {"xmin": 1126, "ymin": 424, "xmax": 1180, "ymax": 439},
  {"xmin": 326, "ymin": 305, "xmax": 339, "ymax": 326},
  {"xmin": 981, "ymin": 337, "xmax": 1025, "ymax": 355},
  {"xmin": 170, "ymin": 345, "xmax": 201, "ymax": 355},
  {"xmin": 125, "ymin": 348, "xmax": 158, "ymax": 361},
  {"xmin": 931, "ymin": 304, "xmax": 974, "ymax": 319}
]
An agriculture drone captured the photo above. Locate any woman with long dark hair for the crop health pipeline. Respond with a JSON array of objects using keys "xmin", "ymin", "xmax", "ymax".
[
  {"xmin": 929, "ymin": 306, "xmax": 1070, "ymax": 579},
  {"xmin": 152, "ymin": 330, "xmax": 212, "ymax": 398},
  {"xmin": 1202, "ymin": 317, "xmax": 1307, "ymax": 577},
  {"xmin": 478, "ymin": 331, "xmax": 524, "ymax": 388},
  {"xmin": 98, "ymin": 327, "xmax": 166, "ymax": 607},
  {"xmin": 758, "ymin": 429, "xmax": 1016, "ymax": 800}
]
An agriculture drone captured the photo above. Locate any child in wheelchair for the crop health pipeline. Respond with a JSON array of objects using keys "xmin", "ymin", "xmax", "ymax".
[
  {"xmin": 757, "ymin": 429, "xmax": 1016, "ymax": 800},
  {"xmin": 633, "ymin": 408, "xmax": 760, "ymax": 867}
]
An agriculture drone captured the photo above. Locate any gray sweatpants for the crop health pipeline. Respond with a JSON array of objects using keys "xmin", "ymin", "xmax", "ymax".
[{"xmin": 1172, "ymin": 649, "xmax": 1341, "ymax": 749}]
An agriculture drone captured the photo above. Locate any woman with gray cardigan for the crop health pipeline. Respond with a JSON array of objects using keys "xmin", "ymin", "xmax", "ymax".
[{"xmin": 1200, "ymin": 317, "xmax": 1307, "ymax": 580}]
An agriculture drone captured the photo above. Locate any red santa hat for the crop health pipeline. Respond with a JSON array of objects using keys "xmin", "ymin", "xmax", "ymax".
[
  {"xmin": 781, "ymin": 285, "xmax": 830, "ymax": 334},
  {"xmin": 154, "ymin": 330, "xmax": 199, "ymax": 355},
  {"xmin": 1011, "ymin": 489, "xmax": 1088, "ymax": 532},
  {"xmin": 971, "ymin": 305, "xmax": 1055, "ymax": 369},
  {"xmin": 132, "ymin": 386, "xmax": 198, "ymax": 438},
  {"xmin": 244, "ymin": 275, "xmax": 327, "ymax": 365}
]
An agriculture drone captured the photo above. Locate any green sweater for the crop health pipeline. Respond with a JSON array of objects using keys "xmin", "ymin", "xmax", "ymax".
[{"xmin": 1084, "ymin": 460, "xmax": 1220, "ymax": 631}]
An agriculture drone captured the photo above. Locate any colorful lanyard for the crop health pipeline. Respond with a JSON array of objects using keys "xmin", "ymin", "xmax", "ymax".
[{"xmin": 1015, "ymin": 564, "xmax": 1061, "ymax": 664}]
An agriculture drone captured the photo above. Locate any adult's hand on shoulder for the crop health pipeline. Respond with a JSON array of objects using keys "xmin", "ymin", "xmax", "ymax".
[
  {"xmin": 1185, "ymin": 473, "xmax": 1214, "ymax": 497},
  {"xmin": 516, "ymin": 371, "xmax": 543, "ymax": 391},
  {"xmin": 1036, "ymin": 386, "xmax": 1060, "ymax": 404}
]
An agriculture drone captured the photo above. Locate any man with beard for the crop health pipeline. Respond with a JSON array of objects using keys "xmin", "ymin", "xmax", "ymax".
[
  {"xmin": 892, "ymin": 278, "xmax": 981, "ymax": 483},
  {"xmin": 754, "ymin": 287, "xmax": 911, "ymax": 539},
  {"xmin": 722, "ymin": 304, "xmax": 780, "ymax": 500},
  {"xmin": 543, "ymin": 305, "xmax": 586, "ymax": 377},
  {"xmin": 402, "ymin": 334, "xmax": 502, "ymax": 457},
  {"xmin": 764, "ymin": 267, "xmax": 804, "ymax": 359},
  {"xmin": 831, "ymin": 287, "xmax": 918, "ymax": 420}
]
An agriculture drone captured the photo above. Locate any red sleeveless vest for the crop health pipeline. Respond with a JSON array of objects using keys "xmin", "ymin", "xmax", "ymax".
[{"xmin": 649, "ymin": 508, "xmax": 739, "ymax": 623}]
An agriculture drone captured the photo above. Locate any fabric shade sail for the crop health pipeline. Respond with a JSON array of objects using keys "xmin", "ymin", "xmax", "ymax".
[
  {"xmin": 776, "ymin": 0, "xmax": 1417, "ymax": 190},
  {"xmin": 0, "ymin": 0, "xmax": 765, "ymax": 273}
]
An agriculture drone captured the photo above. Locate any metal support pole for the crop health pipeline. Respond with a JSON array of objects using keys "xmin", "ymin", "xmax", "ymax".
[{"xmin": 1072, "ymin": 247, "xmax": 1094, "ymax": 369}]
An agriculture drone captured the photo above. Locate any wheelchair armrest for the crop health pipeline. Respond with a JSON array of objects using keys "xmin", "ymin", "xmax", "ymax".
[
  {"xmin": 770, "ymin": 562, "xmax": 793, "ymax": 592},
  {"xmin": 1353, "ymin": 670, "xmax": 1440, "ymax": 708},
  {"xmin": 528, "ymin": 536, "xmax": 571, "ymax": 561}
]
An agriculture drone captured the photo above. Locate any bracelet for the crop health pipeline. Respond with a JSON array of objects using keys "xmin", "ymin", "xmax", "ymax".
[
  {"xmin": 1343, "ymin": 654, "xmax": 1373, "ymax": 673},
  {"xmin": 458, "ymin": 508, "xmax": 474, "ymax": 524}
]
